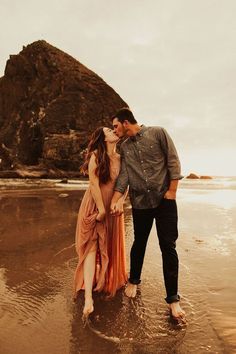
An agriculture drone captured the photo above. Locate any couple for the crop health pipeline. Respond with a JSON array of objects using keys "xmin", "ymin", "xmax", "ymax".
[{"xmin": 74, "ymin": 107, "xmax": 185, "ymax": 321}]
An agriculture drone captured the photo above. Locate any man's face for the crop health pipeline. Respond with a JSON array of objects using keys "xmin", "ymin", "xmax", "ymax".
[{"xmin": 112, "ymin": 118, "xmax": 127, "ymax": 138}]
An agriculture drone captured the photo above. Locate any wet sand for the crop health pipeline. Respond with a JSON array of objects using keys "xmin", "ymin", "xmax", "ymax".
[{"xmin": 0, "ymin": 179, "xmax": 236, "ymax": 353}]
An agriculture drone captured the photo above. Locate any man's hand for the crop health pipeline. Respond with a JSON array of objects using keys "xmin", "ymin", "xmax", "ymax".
[
  {"xmin": 116, "ymin": 198, "xmax": 124, "ymax": 215},
  {"xmin": 110, "ymin": 200, "xmax": 117, "ymax": 215},
  {"xmin": 164, "ymin": 190, "xmax": 176, "ymax": 200},
  {"xmin": 110, "ymin": 198, "xmax": 124, "ymax": 216},
  {"xmin": 110, "ymin": 191, "xmax": 125, "ymax": 215}
]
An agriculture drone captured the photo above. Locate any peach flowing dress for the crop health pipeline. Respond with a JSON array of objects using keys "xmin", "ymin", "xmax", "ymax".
[{"xmin": 74, "ymin": 154, "xmax": 127, "ymax": 297}]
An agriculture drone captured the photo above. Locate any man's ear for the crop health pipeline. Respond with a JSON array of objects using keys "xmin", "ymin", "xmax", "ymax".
[{"xmin": 123, "ymin": 120, "xmax": 129, "ymax": 127}]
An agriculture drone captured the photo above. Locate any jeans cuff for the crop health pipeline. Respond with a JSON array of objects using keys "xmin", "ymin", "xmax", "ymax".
[
  {"xmin": 165, "ymin": 294, "xmax": 180, "ymax": 304},
  {"xmin": 128, "ymin": 277, "xmax": 141, "ymax": 285}
]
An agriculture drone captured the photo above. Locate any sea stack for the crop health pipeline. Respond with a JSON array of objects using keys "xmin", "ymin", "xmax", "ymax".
[{"xmin": 0, "ymin": 40, "xmax": 127, "ymax": 178}]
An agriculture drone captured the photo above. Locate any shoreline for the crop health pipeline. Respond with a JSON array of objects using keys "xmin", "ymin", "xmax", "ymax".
[{"xmin": 0, "ymin": 179, "xmax": 236, "ymax": 353}]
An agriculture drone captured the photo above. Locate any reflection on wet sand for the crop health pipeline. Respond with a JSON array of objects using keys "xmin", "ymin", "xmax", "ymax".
[{"xmin": 0, "ymin": 183, "xmax": 235, "ymax": 353}]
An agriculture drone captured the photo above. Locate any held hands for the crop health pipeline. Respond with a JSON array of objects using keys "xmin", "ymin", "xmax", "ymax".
[
  {"xmin": 164, "ymin": 190, "xmax": 176, "ymax": 200},
  {"xmin": 110, "ymin": 198, "xmax": 124, "ymax": 216}
]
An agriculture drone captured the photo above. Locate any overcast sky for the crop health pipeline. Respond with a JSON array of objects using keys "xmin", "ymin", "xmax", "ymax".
[{"xmin": 0, "ymin": 0, "xmax": 236, "ymax": 175}]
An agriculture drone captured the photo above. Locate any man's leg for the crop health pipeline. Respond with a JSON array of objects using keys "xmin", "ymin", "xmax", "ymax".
[
  {"xmin": 155, "ymin": 199, "xmax": 185, "ymax": 318},
  {"xmin": 125, "ymin": 208, "xmax": 154, "ymax": 297}
]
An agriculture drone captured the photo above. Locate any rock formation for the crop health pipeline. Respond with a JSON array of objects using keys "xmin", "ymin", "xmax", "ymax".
[
  {"xmin": 186, "ymin": 173, "xmax": 200, "ymax": 179},
  {"xmin": 0, "ymin": 40, "xmax": 127, "ymax": 178},
  {"xmin": 186, "ymin": 173, "xmax": 213, "ymax": 179}
]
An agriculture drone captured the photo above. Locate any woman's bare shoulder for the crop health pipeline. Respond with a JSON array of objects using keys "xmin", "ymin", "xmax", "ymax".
[
  {"xmin": 88, "ymin": 151, "xmax": 98, "ymax": 168},
  {"xmin": 90, "ymin": 150, "xmax": 97, "ymax": 160}
]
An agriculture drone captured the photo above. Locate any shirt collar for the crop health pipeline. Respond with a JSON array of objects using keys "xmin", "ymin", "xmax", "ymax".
[
  {"xmin": 129, "ymin": 125, "xmax": 147, "ymax": 141},
  {"xmin": 136, "ymin": 125, "xmax": 147, "ymax": 137}
]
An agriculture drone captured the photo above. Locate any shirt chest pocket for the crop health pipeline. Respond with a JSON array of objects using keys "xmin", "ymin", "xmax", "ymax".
[{"xmin": 144, "ymin": 141, "xmax": 163, "ymax": 160}]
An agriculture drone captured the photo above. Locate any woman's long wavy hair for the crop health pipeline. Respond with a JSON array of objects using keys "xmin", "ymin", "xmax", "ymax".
[{"xmin": 80, "ymin": 127, "xmax": 111, "ymax": 184}]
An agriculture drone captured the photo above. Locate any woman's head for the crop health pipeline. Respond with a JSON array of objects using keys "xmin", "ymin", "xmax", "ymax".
[
  {"xmin": 103, "ymin": 127, "xmax": 119, "ymax": 144},
  {"xmin": 85, "ymin": 127, "xmax": 118, "ymax": 151},
  {"xmin": 80, "ymin": 127, "xmax": 117, "ymax": 184}
]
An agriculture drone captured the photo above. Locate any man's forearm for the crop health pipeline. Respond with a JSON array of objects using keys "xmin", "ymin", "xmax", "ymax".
[
  {"xmin": 164, "ymin": 180, "xmax": 179, "ymax": 200},
  {"xmin": 169, "ymin": 180, "xmax": 179, "ymax": 192},
  {"xmin": 111, "ymin": 191, "xmax": 124, "ymax": 203}
]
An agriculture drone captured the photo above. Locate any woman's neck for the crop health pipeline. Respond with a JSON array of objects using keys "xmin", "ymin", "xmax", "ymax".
[{"xmin": 106, "ymin": 143, "xmax": 117, "ymax": 156}]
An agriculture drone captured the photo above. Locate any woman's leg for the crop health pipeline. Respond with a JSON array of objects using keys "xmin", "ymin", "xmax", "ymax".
[{"xmin": 83, "ymin": 242, "xmax": 97, "ymax": 317}]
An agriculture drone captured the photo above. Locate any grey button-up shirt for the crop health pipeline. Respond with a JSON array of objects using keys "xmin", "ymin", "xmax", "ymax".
[{"xmin": 114, "ymin": 125, "xmax": 183, "ymax": 209}]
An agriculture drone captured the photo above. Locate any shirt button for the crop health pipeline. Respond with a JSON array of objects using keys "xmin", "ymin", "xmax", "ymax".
[
  {"xmin": 147, "ymin": 189, "xmax": 150, "ymax": 192},
  {"xmin": 141, "ymin": 160, "xmax": 143, "ymax": 163}
]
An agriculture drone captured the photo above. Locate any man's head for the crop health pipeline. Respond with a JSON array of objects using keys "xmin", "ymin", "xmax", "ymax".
[{"xmin": 112, "ymin": 107, "xmax": 138, "ymax": 137}]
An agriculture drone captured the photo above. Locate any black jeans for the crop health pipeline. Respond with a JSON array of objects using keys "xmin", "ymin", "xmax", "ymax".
[{"xmin": 129, "ymin": 198, "xmax": 180, "ymax": 304}]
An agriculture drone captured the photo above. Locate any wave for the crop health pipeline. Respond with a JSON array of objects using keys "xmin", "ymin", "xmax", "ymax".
[
  {"xmin": 1, "ymin": 177, "xmax": 236, "ymax": 192},
  {"xmin": 180, "ymin": 176, "xmax": 236, "ymax": 190}
]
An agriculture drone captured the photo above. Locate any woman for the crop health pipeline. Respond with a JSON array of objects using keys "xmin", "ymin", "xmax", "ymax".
[{"xmin": 74, "ymin": 127, "xmax": 127, "ymax": 318}]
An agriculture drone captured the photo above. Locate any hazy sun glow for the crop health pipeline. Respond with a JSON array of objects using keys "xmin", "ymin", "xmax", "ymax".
[{"xmin": 179, "ymin": 147, "xmax": 236, "ymax": 177}]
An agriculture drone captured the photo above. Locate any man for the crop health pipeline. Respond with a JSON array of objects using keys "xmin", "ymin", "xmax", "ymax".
[{"xmin": 110, "ymin": 107, "xmax": 185, "ymax": 320}]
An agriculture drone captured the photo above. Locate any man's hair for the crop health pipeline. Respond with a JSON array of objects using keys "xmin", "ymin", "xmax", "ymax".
[{"xmin": 112, "ymin": 107, "xmax": 137, "ymax": 124}]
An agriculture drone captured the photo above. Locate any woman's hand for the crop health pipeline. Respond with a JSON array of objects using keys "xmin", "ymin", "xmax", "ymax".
[{"xmin": 96, "ymin": 209, "xmax": 106, "ymax": 222}]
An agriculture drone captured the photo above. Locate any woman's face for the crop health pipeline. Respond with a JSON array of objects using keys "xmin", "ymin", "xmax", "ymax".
[{"xmin": 103, "ymin": 127, "xmax": 119, "ymax": 143}]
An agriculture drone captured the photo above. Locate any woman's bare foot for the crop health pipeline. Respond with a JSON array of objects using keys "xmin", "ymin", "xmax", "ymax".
[
  {"xmin": 169, "ymin": 302, "xmax": 186, "ymax": 322},
  {"xmin": 125, "ymin": 282, "xmax": 137, "ymax": 298},
  {"xmin": 83, "ymin": 297, "xmax": 94, "ymax": 318}
]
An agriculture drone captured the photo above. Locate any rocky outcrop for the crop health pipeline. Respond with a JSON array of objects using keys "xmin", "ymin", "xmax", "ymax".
[
  {"xmin": 0, "ymin": 40, "xmax": 127, "ymax": 177},
  {"xmin": 186, "ymin": 173, "xmax": 213, "ymax": 179},
  {"xmin": 186, "ymin": 173, "xmax": 200, "ymax": 179}
]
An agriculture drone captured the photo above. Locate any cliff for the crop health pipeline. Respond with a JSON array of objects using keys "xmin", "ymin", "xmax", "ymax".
[{"xmin": 0, "ymin": 40, "xmax": 127, "ymax": 178}]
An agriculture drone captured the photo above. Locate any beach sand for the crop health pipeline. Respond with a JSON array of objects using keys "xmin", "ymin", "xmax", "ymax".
[{"xmin": 0, "ymin": 178, "xmax": 235, "ymax": 353}]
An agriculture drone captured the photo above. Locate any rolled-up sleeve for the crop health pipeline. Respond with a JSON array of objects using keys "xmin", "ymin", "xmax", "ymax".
[
  {"xmin": 114, "ymin": 147, "xmax": 129, "ymax": 194},
  {"xmin": 158, "ymin": 128, "xmax": 183, "ymax": 180}
]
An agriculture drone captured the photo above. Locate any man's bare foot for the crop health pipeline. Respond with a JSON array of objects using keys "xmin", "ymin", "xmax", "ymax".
[
  {"xmin": 169, "ymin": 302, "xmax": 186, "ymax": 322},
  {"xmin": 83, "ymin": 297, "xmax": 94, "ymax": 318},
  {"xmin": 125, "ymin": 282, "xmax": 137, "ymax": 298}
]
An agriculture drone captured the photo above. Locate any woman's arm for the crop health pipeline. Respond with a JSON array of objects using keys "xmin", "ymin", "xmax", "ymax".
[
  {"xmin": 88, "ymin": 153, "xmax": 106, "ymax": 221},
  {"xmin": 111, "ymin": 146, "xmax": 129, "ymax": 215}
]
